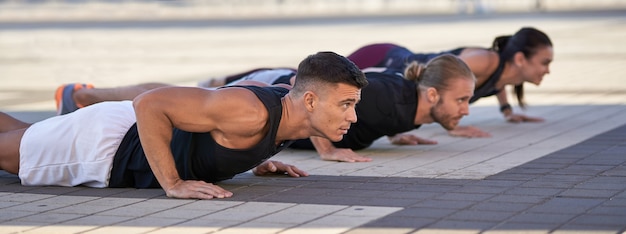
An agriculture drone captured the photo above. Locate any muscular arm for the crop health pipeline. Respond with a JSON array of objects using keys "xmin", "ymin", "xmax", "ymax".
[{"xmin": 133, "ymin": 86, "xmax": 263, "ymax": 199}]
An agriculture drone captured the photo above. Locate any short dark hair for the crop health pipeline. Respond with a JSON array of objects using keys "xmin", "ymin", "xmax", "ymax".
[{"xmin": 291, "ymin": 51, "xmax": 368, "ymax": 96}]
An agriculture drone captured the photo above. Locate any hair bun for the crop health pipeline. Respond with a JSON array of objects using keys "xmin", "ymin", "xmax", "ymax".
[{"xmin": 404, "ymin": 61, "xmax": 425, "ymax": 82}]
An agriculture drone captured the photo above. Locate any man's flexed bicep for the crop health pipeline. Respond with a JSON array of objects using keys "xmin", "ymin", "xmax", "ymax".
[{"xmin": 132, "ymin": 86, "xmax": 242, "ymax": 198}]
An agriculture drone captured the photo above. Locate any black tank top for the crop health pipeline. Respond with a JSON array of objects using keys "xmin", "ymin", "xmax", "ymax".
[
  {"xmin": 385, "ymin": 46, "xmax": 503, "ymax": 103},
  {"xmin": 109, "ymin": 86, "xmax": 291, "ymax": 188},
  {"xmin": 469, "ymin": 49, "xmax": 505, "ymax": 103},
  {"xmin": 290, "ymin": 72, "xmax": 420, "ymax": 150}
]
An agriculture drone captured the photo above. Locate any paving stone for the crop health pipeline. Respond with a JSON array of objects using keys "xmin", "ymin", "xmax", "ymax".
[
  {"xmin": 81, "ymin": 225, "xmax": 158, "ymax": 234},
  {"xmin": 300, "ymin": 181, "xmax": 365, "ymax": 189},
  {"xmin": 1, "ymin": 200, "xmax": 72, "ymax": 213},
  {"xmin": 486, "ymin": 173, "xmax": 540, "ymax": 181},
  {"xmin": 447, "ymin": 210, "xmax": 516, "ymax": 222},
  {"xmin": 327, "ymin": 188, "xmax": 387, "ymax": 198},
  {"xmin": 13, "ymin": 212, "xmax": 85, "ymax": 224},
  {"xmin": 517, "ymin": 161, "xmax": 571, "ymax": 169},
  {"xmin": 587, "ymin": 205, "xmax": 626, "ymax": 216},
  {"xmin": 0, "ymin": 200, "xmax": 21, "ymax": 209},
  {"xmin": 264, "ymin": 187, "xmax": 331, "ymax": 196},
  {"xmin": 552, "ymin": 225, "xmax": 622, "ymax": 234},
  {"xmin": 0, "ymin": 220, "xmax": 44, "ymax": 234},
  {"xmin": 557, "ymin": 188, "xmax": 622, "ymax": 198},
  {"xmin": 426, "ymin": 219, "xmax": 500, "ymax": 230},
  {"xmin": 79, "ymin": 197, "xmax": 144, "ymax": 207},
  {"xmin": 506, "ymin": 212, "xmax": 577, "ymax": 224},
  {"xmin": 400, "ymin": 184, "xmax": 464, "ymax": 193},
  {"xmin": 519, "ymin": 180, "xmax": 580, "ymax": 189},
  {"xmin": 489, "ymin": 221, "xmax": 560, "ymax": 231},
  {"xmin": 388, "ymin": 207, "xmax": 458, "ymax": 219},
  {"xmin": 213, "ymin": 222, "xmax": 290, "ymax": 234},
  {"xmin": 107, "ymin": 188, "xmax": 166, "ymax": 199},
  {"xmin": 0, "ymin": 193, "xmax": 56, "ymax": 203},
  {"xmin": 529, "ymin": 157, "xmax": 581, "ymax": 165},
  {"xmin": 23, "ymin": 224, "xmax": 101, "ymax": 234},
  {"xmin": 567, "ymin": 214, "xmax": 626, "ymax": 227},
  {"xmin": 577, "ymin": 157, "xmax": 626, "ymax": 166},
  {"xmin": 116, "ymin": 216, "xmax": 187, "ymax": 228},
  {"xmin": 377, "ymin": 190, "xmax": 441, "ymax": 200},
  {"xmin": 431, "ymin": 192, "xmax": 495, "ymax": 202},
  {"xmin": 469, "ymin": 201, "xmax": 532, "ymax": 212},
  {"xmin": 504, "ymin": 187, "xmax": 565, "ymax": 197},
  {"xmin": 158, "ymin": 218, "xmax": 241, "ymax": 232},
  {"xmin": 413, "ymin": 229, "xmax": 481, "ymax": 234},
  {"xmin": 97, "ymin": 204, "xmax": 174, "ymax": 217},
  {"xmin": 451, "ymin": 186, "xmax": 510, "ymax": 194},
  {"xmin": 360, "ymin": 215, "xmax": 435, "ymax": 228},
  {"xmin": 0, "ymin": 210, "xmax": 37, "ymax": 222},
  {"xmin": 411, "ymin": 200, "xmax": 477, "ymax": 210},
  {"xmin": 502, "ymin": 168, "xmax": 554, "ymax": 175},
  {"xmin": 349, "ymin": 182, "xmax": 407, "ymax": 191},
  {"xmin": 360, "ymin": 197, "xmax": 421, "ymax": 207},
  {"xmin": 147, "ymin": 226, "xmax": 223, "ymax": 234},
  {"xmin": 60, "ymin": 214, "xmax": 134, "ymax": 227},
  {"xmin": 52, "ymin": 204, "xmax": 115, "ymax": 215},
  {"xmin": 526, "ymin": 197, "xmax": 605, "ymax": 214},
  {"xmin": 600, "ymin": 166, "xmax": 626, "ymax": 177},
  {"xmin": 580, "ymin": 176, "xmax": 626, "ymax": 186},
  {"xmin": 64, "ymin": 188, "xmax": 137, "ymax": 197},
  {"xmin": 344, "ymin": 227, "xmax": 415, "ymax": 234},
  {"xmin": 147, "ymin": 208, "xmax": 220, "ymax": 220},
  {"xmin": 600, "ymin": 198, "xmax": 626, "ymax": 207}
]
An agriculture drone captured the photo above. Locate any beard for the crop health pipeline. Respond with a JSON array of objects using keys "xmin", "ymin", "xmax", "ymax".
[{"xmin": 430, "ymin": 100, "xmax": 460, "ymax": 130}]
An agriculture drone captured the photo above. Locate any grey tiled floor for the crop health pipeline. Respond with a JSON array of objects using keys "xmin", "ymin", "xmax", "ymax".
[
  {"xmin": 1, "ymin": 124, "xmax": 624, "ymax": 233},
  {"xmin": 1, "ymin": 5, "xmax": 626, "ymax": 234}
]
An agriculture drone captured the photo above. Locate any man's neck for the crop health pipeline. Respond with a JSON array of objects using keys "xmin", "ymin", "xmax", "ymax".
[
  {"xmin": 414, "ymin": 93, "xmax": 434, "ymax": 125},
  {"xmin": 276, "ymin": 94, "xmax": 311, "ymax": 143}
]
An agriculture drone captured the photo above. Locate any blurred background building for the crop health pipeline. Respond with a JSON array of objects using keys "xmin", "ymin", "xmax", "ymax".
[{"xmin": 0, "ymin": 0, "xmax": 625, "ymax": 22}]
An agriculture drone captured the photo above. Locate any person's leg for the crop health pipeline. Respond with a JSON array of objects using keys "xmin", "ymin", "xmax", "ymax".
[
  {"xmin": 346, "ymin": 43, "xmax": 398, "ymax": 69},
  {"xmin": 56, "ymin": 82, "xmax": 171, "ymax": 115},
  {"xmin": 0, "ymin": 112, "xmax": 31, "ymax": 132},
  {"xmin": 0, "ymin": 112, "xmax": 27, "ymax": 174},
  {"xmin": 73, "ymin": 82, "xmax": 170, "ymax": 107}
]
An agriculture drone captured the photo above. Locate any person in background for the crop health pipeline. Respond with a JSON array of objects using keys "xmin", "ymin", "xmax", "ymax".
[{"xmin": 346, "ymin": 27, "xmax": 554, "ymax": 137}]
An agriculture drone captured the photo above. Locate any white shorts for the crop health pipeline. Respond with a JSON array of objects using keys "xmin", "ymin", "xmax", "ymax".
[{"xmin": 19, "ymin": 101, "xmax": 136, "ymax": 188}]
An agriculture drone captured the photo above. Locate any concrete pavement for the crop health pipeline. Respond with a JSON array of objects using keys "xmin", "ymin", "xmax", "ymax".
[{"xmin": 1, "ymin": 6, "xmax": 625, "ymax": 234}]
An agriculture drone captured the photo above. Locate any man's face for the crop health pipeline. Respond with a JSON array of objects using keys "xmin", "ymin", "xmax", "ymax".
[
  {"xmin": 430, "ymin": 78, "xmax": 474, "ymax": 130},
  {"xmin": 310, "ymin": 83, "xmax": 361, "ymax": 142}
]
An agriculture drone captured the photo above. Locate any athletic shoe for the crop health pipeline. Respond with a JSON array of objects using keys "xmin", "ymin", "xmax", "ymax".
[{"xmin": 55, "ymin": 83, "xmax": 94, "ymax": 115}]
